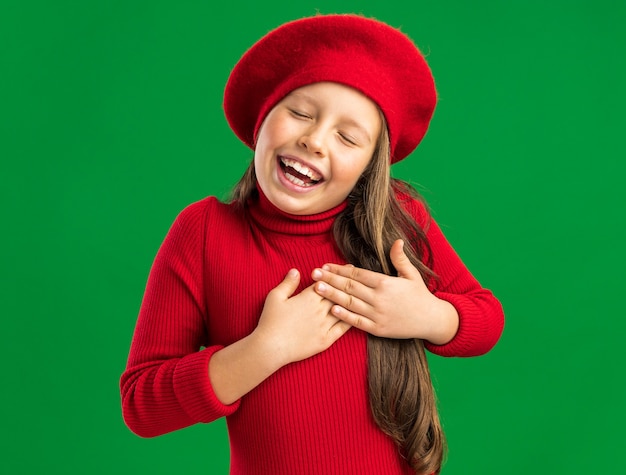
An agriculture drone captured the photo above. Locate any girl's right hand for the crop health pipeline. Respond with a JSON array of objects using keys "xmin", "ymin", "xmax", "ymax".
[
  {"xmin": 209, "ymin": 268, "xmax": 351, "ymax": 405},
  {"xmin": 254, "ymin": 269, "xmax": 352, "ymax": 367}
]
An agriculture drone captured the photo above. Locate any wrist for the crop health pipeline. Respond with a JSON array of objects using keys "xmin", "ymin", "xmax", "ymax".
[
  {"xmin": 426, "ymin": 298, "xmax": 459, "ymax": 345},
  {"xmin": 249, "ymin": 327, "xmax": 290, "ymax": 371}
]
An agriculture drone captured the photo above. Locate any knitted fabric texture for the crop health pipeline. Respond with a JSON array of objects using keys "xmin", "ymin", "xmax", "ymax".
[
  {"xmin": 120, "ymin": 192, "xmax": 504, "ymax": 474},
  {"xmin": 223, "ymin": 14, "xmax": 437, "ymax": 163}
]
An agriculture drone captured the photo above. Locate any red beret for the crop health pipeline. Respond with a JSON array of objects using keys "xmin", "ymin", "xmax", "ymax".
[{"xmin": 223, "ymin": 14, "xmax": 437, "ymax": 163}]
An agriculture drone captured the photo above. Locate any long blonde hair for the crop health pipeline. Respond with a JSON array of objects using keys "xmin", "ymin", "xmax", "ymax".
[{"xmin": 231, "ymin": 120, "xmax": 446, "ymax": 475}]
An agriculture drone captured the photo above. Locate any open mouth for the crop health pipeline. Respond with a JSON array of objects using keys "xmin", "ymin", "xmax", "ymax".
[{"xmin": 279, "ymin": 156, "xmax": 323, "ymax": 187}]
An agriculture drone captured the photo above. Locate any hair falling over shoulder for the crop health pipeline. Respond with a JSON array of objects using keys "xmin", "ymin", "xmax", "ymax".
[
  {"xmin": 230, "ymin": 123, "xmax": 446, "ymax": 475},
  {"xmin": 333, "ymin": 125, "xmax": 446, "ymax": 475}
]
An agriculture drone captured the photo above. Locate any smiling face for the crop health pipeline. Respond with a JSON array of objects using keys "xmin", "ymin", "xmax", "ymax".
[{"xmin": 254, "ymin": 82, "xmax": 383, "ymax": 215}]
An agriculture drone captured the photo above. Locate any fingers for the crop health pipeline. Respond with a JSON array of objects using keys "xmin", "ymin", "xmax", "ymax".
[
  {"xmin": 389, "ymin": 239, "xmax": 420, "ymax": 279},
  {"xmin": 313, "ymin": 278, "xmax": 372, "ymax": 315},
  {"xmin": 316, "ymin": 240, "xmax": 420, "ymax": 284},
  {"xmin": 296, "ymin": 284, "xmax": 355, "ymax": 337},
  {"xmin": 271, "ymin": 269, "xmax": 301, "ymax": 299},
  {"xmin": 327, "ymin": 319, "xmax": 352, "ymax": 341},
  {"xmin": 330, "ymin": 305, "xmax": 376, "ymax": 335},
  {"xmin": 314, "ymin": 263, "xmax": 381, "ymax": 288},
  {"xmin": 312, "ymin": 266, "xmax": 374, "ymax": 297},
  {"xmin": 311, "ymin": 265, "xmax": 376, "ymax": 314}
]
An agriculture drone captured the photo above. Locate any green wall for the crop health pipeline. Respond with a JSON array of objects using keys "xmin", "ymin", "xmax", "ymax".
[{"xmin": 2, "ymin": 1, "xmax": 625, "ymax": 473}]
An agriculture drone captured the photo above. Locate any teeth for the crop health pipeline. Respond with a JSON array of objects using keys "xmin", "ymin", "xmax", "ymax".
[
  {"xmin": 280, "ymin": 157, "xmax": 322, "ymax": 181},
  {"xmin": 284, "ymin": 172, "xmax": 308, "ymax": 187}
]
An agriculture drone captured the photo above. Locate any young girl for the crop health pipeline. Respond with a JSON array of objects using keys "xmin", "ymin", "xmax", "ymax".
[{"xmin": 120, "ymin": 13, "xmax": 504, "ymax": 475}]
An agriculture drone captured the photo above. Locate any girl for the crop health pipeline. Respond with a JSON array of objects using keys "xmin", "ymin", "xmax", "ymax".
[{"xmin": 120, "ymin": 14, "xmax": 504, "ymax": 475}]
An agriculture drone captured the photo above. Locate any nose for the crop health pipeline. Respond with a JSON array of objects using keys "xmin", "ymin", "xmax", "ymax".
[{"xmin": 298, "ymin": 127, "xmax": 327, "ymax": 156}]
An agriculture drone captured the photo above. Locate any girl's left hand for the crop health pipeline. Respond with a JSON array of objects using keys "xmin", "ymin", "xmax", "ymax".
[{"xmin": 312, "ymin": 239, "xmax": 459, "ymax": 344}]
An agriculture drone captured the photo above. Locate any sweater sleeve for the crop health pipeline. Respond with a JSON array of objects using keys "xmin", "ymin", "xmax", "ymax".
[
  {"xmin": 403, "ymin": 198, "xmax": 505, "ymax": 357},
  {"xmin": 423, "ymin": 217, "xmax": 505, "ymax": 357},
  {"xmin": 120, "ymin": 199, "xmax": 240, "ymax": 438}
]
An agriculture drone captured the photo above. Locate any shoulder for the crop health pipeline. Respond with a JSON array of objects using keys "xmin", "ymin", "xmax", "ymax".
[
  {"xmin": 172, "ymin": 195, "xmax": 247, "ymax": 239},
  {"xmin": 175, "ymin": 196, "xmax": 236, "ymax": 222},
  {"xmin": 165, "ymin": 196, "xmax": 222, "ymax": 237},
  {"xmin": 172, "ymin": 196, "xmax": 214, "ymax": 229}
]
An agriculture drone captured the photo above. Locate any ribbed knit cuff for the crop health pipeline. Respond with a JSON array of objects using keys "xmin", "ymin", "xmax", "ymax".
[
  {"xmin": 173, "ymin": 346, "xmax": 240, "ymax": 423},
  {"xmin": 425, "ymin": 292, "xmax": 500, "ymax": 357}
]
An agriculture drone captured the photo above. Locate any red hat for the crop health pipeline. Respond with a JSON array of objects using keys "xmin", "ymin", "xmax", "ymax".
[{"xmin": 223, "ymin": 14, "xmax": 437, "ymax": 163}]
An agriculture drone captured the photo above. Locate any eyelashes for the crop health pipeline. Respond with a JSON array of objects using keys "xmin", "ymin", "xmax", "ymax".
[
  {"xmin": 338, "ymin": 133, "xmax": 357, "ymax": 146},
  {"xmin": 288, "ymin": 108, "xmax": 359, "ymax": 147},
  {"xmin": 289, "ymin": 108, "xmax": 312, "ymax": 119}
]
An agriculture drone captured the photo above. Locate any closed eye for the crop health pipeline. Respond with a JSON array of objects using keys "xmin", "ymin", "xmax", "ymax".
[
  {"xmin": 289, "ymin": 109, "xmax": 311, "ymax": 119},
  {"xmin": 339, "ymin": 133, "xmax": 358, "ymax": 146}
]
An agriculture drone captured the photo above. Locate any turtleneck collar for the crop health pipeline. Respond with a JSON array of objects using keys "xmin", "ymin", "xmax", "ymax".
[{"xmin": 247, "ymin": 185, "xmax": 348, "ymax": 236}]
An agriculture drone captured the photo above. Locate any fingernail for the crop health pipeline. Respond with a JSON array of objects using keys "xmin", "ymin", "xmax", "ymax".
[
  {"xmin": 312, "ymin": 269, "xmax": 322, "ymax": 279},
  {"xmin": 317, "ymin": 283, "xmax": 326, "ymax": 292},
  {"xmin": 322, "ymin": 264, "xmax": 330, "ymax": 271},
  {"xmin": 288, "ymin": 269, "xmax": 299, "ymax": 278}
]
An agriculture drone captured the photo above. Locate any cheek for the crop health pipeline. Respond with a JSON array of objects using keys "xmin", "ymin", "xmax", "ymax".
[
  {"xmin": 263, "ymin": 114, "xmax": 297, "ymax": 141},
  {"xmin": 253, "ymin": 145, "xmax": 274, "ymax": 184},
  {"xmin": 333, "ymin": 154, "xmax": 372, "ymax": 185},
  {"xmin": 329, "ymin": 167, "xmax": 362, "ymax": 194},
  {"xmin": 254, "ymin": 128, "xmax": 278, "ymax": 166}
]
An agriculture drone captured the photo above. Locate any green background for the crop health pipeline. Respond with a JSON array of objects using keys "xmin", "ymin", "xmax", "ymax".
[{"xmin": 2, "ymin": 0, "xmax": 625, "ymax": 473}]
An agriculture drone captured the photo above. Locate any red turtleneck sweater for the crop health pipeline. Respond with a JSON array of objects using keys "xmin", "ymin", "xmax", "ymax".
[{"xmin": 120, "ymin": 190, "xmax": 504, "ymax": 474}]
